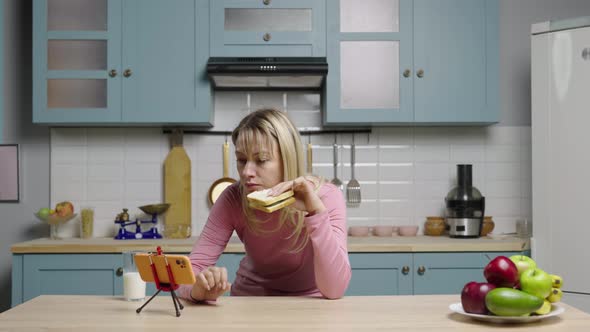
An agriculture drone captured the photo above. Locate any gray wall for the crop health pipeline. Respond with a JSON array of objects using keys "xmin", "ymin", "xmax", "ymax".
[
  {"xmin": 2, "ymin": 0, "xmax": 50, "ymax": 312},
  {"xmin": 2, "ymin": 0, "xmax": 590, "ymax": 313},
  {"xmin": 499, "ymin": 0, "xmax": 590, "ymax": 125}
]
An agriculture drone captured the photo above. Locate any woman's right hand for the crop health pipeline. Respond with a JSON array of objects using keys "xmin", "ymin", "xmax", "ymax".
[{"xmin": 190, "ymin": 266, "xmax": 231, "ymax": 301}]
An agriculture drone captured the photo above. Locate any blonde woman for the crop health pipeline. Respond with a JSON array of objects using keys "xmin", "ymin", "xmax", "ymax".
[{"xmin": 177, "ymin": 108, "xmax": 351, "ymax": 301}]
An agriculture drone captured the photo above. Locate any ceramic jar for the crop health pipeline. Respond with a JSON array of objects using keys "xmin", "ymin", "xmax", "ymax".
[
  {"xmin": 480, "ymin": 216, "xmax": 495, "ymax": 236},
  {"xmin": 424, "ymin": 216, "xmax": 446, "ymax": 236}
]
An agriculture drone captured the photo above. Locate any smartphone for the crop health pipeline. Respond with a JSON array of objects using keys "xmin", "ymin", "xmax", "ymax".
[{"xmin": 134, "ymin": 253, "xmax": 196, "ymax": 285}]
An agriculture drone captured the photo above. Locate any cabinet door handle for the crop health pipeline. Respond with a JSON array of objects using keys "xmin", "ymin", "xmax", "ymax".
[
  {"xmin": 263, "ymin": 33, "xmax": 271, "ymax": 42},
  {"xmin": 263, "ymin": 0, "xmax": 271, "ymax": 5},
  {"xmin": 109, "ymin": 69, "xmax": 117, "ymax": 77},
  {"xmin": 402, "ymin": 266, "xmax": 410, "ymax": 275},
  {"xmin": 123, "ymin": 69, "xmax": 132, "ymax": 77},
  {"xmin": 403, "ymin": 69, "xmax": 411, "ymax": 78},
  {"xmin": 116, "ymin": 267, "xmax": 123, "ymax": 276},
  {"xmin": 416, "ymin": 69, "xmax": 424, "ymax": 78},
  {"xmin": 417, "ymin": 266, "xmax": 426, "ymax": 275}
]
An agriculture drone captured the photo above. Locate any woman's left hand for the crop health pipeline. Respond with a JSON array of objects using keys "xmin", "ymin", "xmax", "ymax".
[{"xmin": 269, "ymin": 176, "xmax": 326, "ymax": 215}]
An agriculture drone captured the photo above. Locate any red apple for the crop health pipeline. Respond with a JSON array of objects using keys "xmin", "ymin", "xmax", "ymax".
[
  {"xmin": 461, "ymin": 281, "xmax": 497, "ymax": 314},
  {"xmin": 55, "ymin": 201, "xmax": 74, "ymax": 217},
  {"xmin": 484, "ymin": 256, "xmax": 519, "ymax": 287}
]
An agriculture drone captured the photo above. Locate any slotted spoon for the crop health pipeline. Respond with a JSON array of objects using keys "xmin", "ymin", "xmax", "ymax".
[{"xmin": 346, "ymin": 135, "xmax": 361, "ymax": 206}]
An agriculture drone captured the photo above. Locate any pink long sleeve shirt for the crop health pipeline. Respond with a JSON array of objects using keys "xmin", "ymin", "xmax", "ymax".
[{"xmin": 177, "ymin": 182, "xmax": 351, "ymax": 300}]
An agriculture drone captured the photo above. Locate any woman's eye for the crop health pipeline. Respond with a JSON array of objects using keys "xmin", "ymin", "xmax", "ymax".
[
  {"xmin": 257, "ymin": 159, "xmax": 267, "ymax": 164},
  {"xmin": 237, "ymin": 159, "xmax": 246, "ymax": 165}
]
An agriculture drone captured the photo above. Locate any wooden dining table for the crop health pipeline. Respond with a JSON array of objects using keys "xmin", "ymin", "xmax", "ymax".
[{"xmin": 0, "ymin": 294, "xmax": 589, "ymax": 331}]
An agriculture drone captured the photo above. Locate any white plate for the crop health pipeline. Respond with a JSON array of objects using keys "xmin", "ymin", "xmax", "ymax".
[{"xmin": 449, "ymin": 302, "xmax": 565, "ymax": 324}]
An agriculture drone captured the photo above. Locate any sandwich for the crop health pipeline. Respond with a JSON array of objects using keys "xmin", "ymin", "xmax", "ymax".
[{"xmin": 247, "ymin": 189, "xmax": 295, "ymax": 213}]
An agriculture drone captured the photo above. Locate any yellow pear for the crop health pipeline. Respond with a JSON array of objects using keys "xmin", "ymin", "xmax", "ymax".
[
  {"xmin": 547, "ymin": 288, "xmax": 563, "ymax": 303},
  {"xmin": 534, "ymin": 300, "xmax": 552, "ymax": 315}
]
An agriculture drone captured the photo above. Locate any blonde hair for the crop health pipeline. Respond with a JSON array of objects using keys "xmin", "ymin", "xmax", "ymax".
[{"xmin": 231, "ymin": 108, "xmax": 320, "ymax": 252}]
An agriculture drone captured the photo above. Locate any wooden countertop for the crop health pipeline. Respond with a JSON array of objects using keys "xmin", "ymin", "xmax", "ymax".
[
  {"xmin": 0, "ymin": 295, "xmax": 588, "ymax": 331},
  {"xmin": 10, "ymin": 236, "xmax": 530, "ymax": 254}
]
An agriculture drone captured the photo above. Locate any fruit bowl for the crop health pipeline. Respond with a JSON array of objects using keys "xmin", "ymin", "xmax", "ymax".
[
  {"xmin": 449, "ymin": 302, "xmax": 565, "ymax": 324},
  {"xmin": 35, "ymin": 213, "xmax": 77, "ymax": 225}
]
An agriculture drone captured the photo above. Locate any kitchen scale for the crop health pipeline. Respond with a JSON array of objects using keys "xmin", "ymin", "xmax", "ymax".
[{"xmin": 114, "ymin": 204, "xmax": 169, "ymax": 240}]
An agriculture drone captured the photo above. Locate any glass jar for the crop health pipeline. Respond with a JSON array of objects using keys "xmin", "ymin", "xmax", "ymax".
[
  {"xmin": 80, "ymin": 207, "xmax": 94, "ymax": 239},
  {"xmin": 49, "ymin": 223, "xmax": 60, "ymax": 240}
]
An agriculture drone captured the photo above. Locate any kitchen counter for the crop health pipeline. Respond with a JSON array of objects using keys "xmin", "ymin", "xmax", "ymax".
[
  {"xmin": 0, "ymin": 295, "xmax": 588, "ymax": 331},
  {"xmin": 10, "ymin": 235, "xmax": 529, "ymax": 253}
]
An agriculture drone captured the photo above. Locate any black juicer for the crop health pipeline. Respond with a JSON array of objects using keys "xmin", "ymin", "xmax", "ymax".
[{"xmin": 445, "ymin": 164, "xmax": 485, "ymax": 238}]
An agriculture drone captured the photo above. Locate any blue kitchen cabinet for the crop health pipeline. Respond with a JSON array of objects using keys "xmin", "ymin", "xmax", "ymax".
[
  {"xmin": 347, "ymin": 253, "xmax": 413, "ymax": 296},
  {"xmin": 324, "ymin": 0, "xmax": 498, "ymax": 125},
  {"xmin": 12, "ymin": 254, "xmax": 123, "ymax": 306},
  {"xmin": 346, "ymin": 251, "xmax": 525, "ymax": 296},
  {"xmin": 12, "ymin": 252, "xmax": 245, "ymax": 307},
  {"xmin": 412, "ymin": 252, "xmax": 519, "ymax": 295},
  {"xmin": 12, "ymin": 251, "xmax": 527, "ymax": 306},
  {"xmin": 210, "ymin": 0, "xmax": 326, "ymax": 57},
  {"xmin": 412, "ymin": 0, "xmax": 498, "ymax": 124},
  {"xmin": 33, "ymin": 0, "xmax": 212, "ymax": 125}
]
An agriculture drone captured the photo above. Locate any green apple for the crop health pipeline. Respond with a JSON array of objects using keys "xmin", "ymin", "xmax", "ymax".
[
  {"xmin": 509, "ymin": 255, "xmax": 537, "ymax": 277},
  {"xmin": 37, "ymin": 207, "xmax": 51, "ymax": 219},
  {"xmin": 520, "ymin": 268, "xmax": 553, "ymax": 299}
]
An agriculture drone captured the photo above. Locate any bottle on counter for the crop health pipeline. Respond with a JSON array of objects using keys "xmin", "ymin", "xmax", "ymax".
[{"xmin": 80, "ymin": 207, "xmax": 94, "ymax": 239}]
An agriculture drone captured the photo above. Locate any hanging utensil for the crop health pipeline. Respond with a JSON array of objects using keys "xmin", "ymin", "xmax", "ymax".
[
  {"xmin": 208, "ymin": 139, "xmax": 237, "ymax": 206},
  {"xmin": 306, "ymin": 134, "xmax": 313, "ymax": 174},
  {"xmin": 346, "ymin": 134, "xmax": 361, "ymax": 206},
  {"xmin": 330, "ymin": 135, "xmax": 343, "ymax": 190}
]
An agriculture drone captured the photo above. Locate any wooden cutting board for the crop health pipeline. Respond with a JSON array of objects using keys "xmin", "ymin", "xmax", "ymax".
[{"xmin": 163, "ymin": 130, "xmax": 191, "ymax": 238}]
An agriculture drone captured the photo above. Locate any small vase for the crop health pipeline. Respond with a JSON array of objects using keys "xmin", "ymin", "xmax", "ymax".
[{"xmin": 49, "ymin": 224, "xmax": 61, "ymax": 240}]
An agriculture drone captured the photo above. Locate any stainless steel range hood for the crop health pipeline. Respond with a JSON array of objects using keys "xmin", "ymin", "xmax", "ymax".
[{"xmin": 207, "ymin": 57, "xmax": 328, "ymax": 90}]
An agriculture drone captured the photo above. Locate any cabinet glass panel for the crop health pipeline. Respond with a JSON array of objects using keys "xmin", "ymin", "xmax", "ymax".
[
  {"xmin": 340, "ymin": 0, "xmax": 399, "ymax": 32},
  {"xmin": 225, "ymin": 9, "xmax": 312, "ymax": 31},
  {"xmin": 340, "ymin": 41, "xmax": 399, "ymax": 109},
  {"xmin": 48, "ymin": 0, "xmax": 107, "ymax": 31},
  {"xmin": 48, "ymin": 40, "xmax": 107, "ymax": 70},
  {"xmin": 47, "ymin": 79, "xmax": 107, "ymax": 108}
]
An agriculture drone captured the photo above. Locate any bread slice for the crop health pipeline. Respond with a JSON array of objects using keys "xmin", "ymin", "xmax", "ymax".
[{"xmin": 247, "ymin": 189, "xmax": 295, "ymax": 213}]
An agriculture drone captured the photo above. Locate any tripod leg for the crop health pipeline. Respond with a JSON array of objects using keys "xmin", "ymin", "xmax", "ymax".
[
  {"xmin": 136, "ymin": 289, "xmax": 162, "ymax": 314},
  {"xmin": 170, "ymin": 291, "xmax": 181, "ymax": 317},
  {"xmin": 170, "ymin": 289, "xmax": 184, "ymax": 310}
]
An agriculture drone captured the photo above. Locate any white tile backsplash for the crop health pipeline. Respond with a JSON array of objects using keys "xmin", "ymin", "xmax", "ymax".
[{"xmin": 50, "ymin": 91, "xmax": 532, "ymax": 237}]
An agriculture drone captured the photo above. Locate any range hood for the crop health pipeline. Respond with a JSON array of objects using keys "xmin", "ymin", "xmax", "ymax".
[{"xmin": 207, "ymin": 57, "xmax": 328, "ymax": 90}]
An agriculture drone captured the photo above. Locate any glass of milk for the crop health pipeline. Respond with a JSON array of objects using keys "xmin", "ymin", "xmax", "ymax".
[{"xmin": 123, "ymin": 251, "xmax": 146, "ymax": 301}]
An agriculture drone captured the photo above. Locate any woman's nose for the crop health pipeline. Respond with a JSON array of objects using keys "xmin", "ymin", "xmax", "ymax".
[{"xmin": 241, "ymin": 161, "xmax": 256, "ymax": 177}]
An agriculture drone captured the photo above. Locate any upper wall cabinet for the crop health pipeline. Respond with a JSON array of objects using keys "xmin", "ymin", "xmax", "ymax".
[
  {"xmin": 323, "ymin": 0, "xmax": 499, "ymax": 126},
  {"xmin": 33, "ymin": 0, "xmax": 212, "ymax": 125},
  {"xmin": 210, "ymin": 0, "xmax": 326, "ymax": 57}
]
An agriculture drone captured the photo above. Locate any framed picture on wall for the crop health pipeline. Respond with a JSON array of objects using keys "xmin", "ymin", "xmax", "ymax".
[{"xmin": 0, "ymin": 144, "xmax": 20, "ymax": 202}]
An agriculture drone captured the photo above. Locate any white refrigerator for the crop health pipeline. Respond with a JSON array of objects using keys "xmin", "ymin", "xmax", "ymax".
[{"xmin": 532, "ymin": 17, "xmax": 590, "ymax": 313}]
